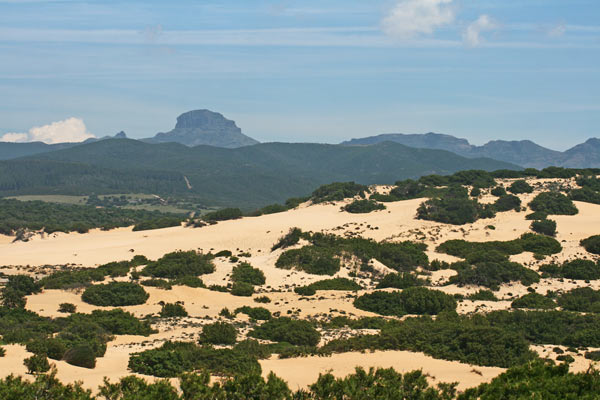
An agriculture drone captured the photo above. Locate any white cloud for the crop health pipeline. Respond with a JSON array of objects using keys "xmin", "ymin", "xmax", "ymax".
[
  {"xmin": 0, "ymin": 117, "xmax": 95, "ymax": 144},
  {"xmin": 463, "ymin": 15, "xmax": 497, "ymax": 47},
  {"xmin": 548, "ymin": 23, "xmax": 566, "ymax": 38},
  {"xmin": 382, "ymin": 0, "xmax": 455, "ymax": 39}
]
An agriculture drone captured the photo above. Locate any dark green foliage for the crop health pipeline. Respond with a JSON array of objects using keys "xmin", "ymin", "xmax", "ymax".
[
  {"xmin": 58, "ymin": 303, "xmax": 76, "ymax": 313},
  {"xmin": 230, "ymin": 282, "xmax": 254, "ymax": 297},
  {"xmin": 252, "ymin": 203, "xmax": 290, "ymax": 216},
  {"xmin": 570, "ymin": 187, "xmax": 600, "ymax": 205},
  {"xmin": 493, "ymin": 194, "xmax": 521, "ymax": 212},
  {"xmin": 23, "ymin": 354, "xmax": 50, "ymax": 374},
  {"xmin": 231, "ymin": 262, "xmax": 265, "ymax": 285},
  {"xmin": 0, "ymin": 198, "xmax": 184, "ymax": 236},
  {"xmin": 294, "ymin": 285, "xmax": 316, "ymax": 296},
  {"xmin": 511, "ymin": 293, "xmax": 556, "ymax": 309},
  {"xmin": 437, "ymin": 233, "xmax": 562, "ymax": 259},
  {"xmin": 354, "ymin": 288, "xmax": 457, "ymax": 317},
  {"xmin": 1, "ymin": 274, "xmax": 41, "ymax": 308},
  {"xmin": 466, "ymin": 290, "xmax": 498, "ymax": 301},
  {"xmin": 585, "ymin": 351, "xmax": 600, "ymax": 361},
  {"xmin": 519, "ymin": 233, "xmax": 562, "ymax": 254},
  {"xmin": 307, "ymin": 278, "xmax": 362, "ymax": 291},
  {"xmin": 199, "ymin": 322, "xmax": 237, "ymax": 345},
  {"xmin": 172, "ymin": 276, "xmax": 205, "ymax": 288},
  {"xmin": 63, "ymin": 345, "xmax": 96, "ymax": 369},
  {"xmin": 416, "ymin": 186, "xmax": 486, "ymax": 225},
  {"xmin": 526, "ymin": 210, "xmax": 549, "ymax": 220},
  {"xmin": 128, "ymin": 341, "xmax": 260, "ymax": 377},
  {"xmin": 311, "ymin": 182, "xmax": 368, "ymax": 203},
  {"xmin": 557, "ymin": 287, "xmax": 600, "ymax": 313},
  {"xmin": 81, "ymin": 282, "xmax": 149, "ymax": 306},
  {"xmin": 342, "ymin": 199, "xmax": 385, "ymax": 214},
  {"xmin": 508, "ymin": 179, "xmax": 534, "ymax": 194},
  {"xmin": 275, "ymin": 246, "xmax": 341, "ymax": 275},
  {"xmin": 376, "ymin": 272, "xmax": 427, "ymax": 289},
  {"xmin": 250, "ymin": 317, "xmax": 321, "ymax": 346},
  {"xmin": 234, "ymin": 306, "xmax": 272, "ymax": 320},
  {"xmin": 254, "ymin": 296, "xmax": 271, "ymax": 304},
  {"xmin": 132, "ymin": 217, "xmax": 182, "ymax": 231},
  {"xmin": 530, "ymin": 219, "xmax": 557, "ymax": 236},
  {"xmin": 529, "ymin": 192, "xmax": 578, "ymax": 215},
  {"xmin": 141, "ymin": 278, "xmax": 172, "ymax": 290},
  {"xmin": 0, "ymin": 370, "xmax": 93, "ymax": 399},
  {"xmin": 271, "ymin": 227, "xmax": 304, "ymax": 251},
  {"xmin": 540, "ymin": 259, "xmax": 600, "ymax": 280},
  {"xmin": 459, "ymin": 360, "xmax": 600, "ymax": 400},
  {"xmin": 159, "ymin": 303, "xmax": 188, "ymax": 317},
  {"xmin": 143, "ymin": 250, "xmax": 215, "ymax": 279},
  {"xmin": 470, "ymin": 186, "xmax": 481, "ymax": 196},
  {"xmin": 581, "ymin": 235, "xmax": 600, "ymax": 255},
  {"xmin": 203, "ymin": 208, "xmax": 243, "ymax": 222},
  {"xmin": 448, "ymin": 261, "xmax": 540, "ymax": 290},
  {"xmin": 490, "ymin": 186, "xmax": 507, "ymax": 196}
]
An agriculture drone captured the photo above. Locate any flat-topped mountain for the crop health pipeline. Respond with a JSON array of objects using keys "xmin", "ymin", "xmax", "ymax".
[
  {"xmin": 342, "ymin": 133, "xmax": 600, "ymax": 169},
  {"xmin": 145, "ymin": 109, "xmax": 259, "ymax": 148}
]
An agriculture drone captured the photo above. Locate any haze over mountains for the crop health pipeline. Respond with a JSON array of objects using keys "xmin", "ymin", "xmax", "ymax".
[{"xmin": 342, "ymin": 133, "xmax": 600, "ymax": 169}]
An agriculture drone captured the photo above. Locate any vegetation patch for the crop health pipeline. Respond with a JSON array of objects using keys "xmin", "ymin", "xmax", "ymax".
[
  {"xmin": 539, "ymin": 259, "xmax": 600, "ymax": 280},
  {"xmin": 342, "ymin": 199, "xmax": 385, "ymax": 214},
  {"xmin": 511, "ymin": 293, "xmax": 556, "ymax": 309},
  {"xmin": 581, "ymin": 235, "xmax": 600, "ymax": 255},
  {"xmin": 508, "ymin": 180, "xmax": 533, "ymax": 194},
  {"xmin": 81, "ymin": 282, "xmax": 149, "ymax": 306},
  {"xmin": 230, "ymin": 262, "xmax": 265, "ymax": 285},
  {"xmin": 557, "ymin": 287, "xmax": 600, "ymax": 313},
  {"xmin": 528, "ymin": 192, "xmax": 578, "ymax": 215},
  {"xmin": 310, "ymin": 182, "xmax": 368, "ymax": 203},
  {"xmin": 530, "ymin": 219, "xmax": 557, "ymax": 236},
  {"xmin": 142, "ymin": 250, "xmax": 215, "ymax": 279},
  {"xmin": 202, "ymin": 208, "xmax": 243, "ymax": 222},
  {"xmin": 354, "ymin": 288, "xmax": 457, "ymax": 317},
  {"xmin": 376, "ymin": 272, "xmax": 428, "ymax": 289},
  {"xmin": 448, "ymin": 261, "xmax": 539, "ymax": 290},
  {"xmin": 249, "ymin": 317, "xmax": 321, "ymax": 346},
  {"xmin": 199, "ymin": 322, "xmax": 237, "ymax": 345},
  {"xmin": 159, "ymin": 302, "xmax": 188, "ymax": 317}
]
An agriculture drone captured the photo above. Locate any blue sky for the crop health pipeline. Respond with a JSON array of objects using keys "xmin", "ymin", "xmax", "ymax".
[{"xmin": 0, "ymin": 0, "xmax": 598, "ymax": 149}]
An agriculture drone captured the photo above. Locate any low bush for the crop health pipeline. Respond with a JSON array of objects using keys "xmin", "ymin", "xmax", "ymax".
[
  {"xmin": 581, "ymin": 235, "xmax": 600, "ymax": 255},
  {"xmin": 23, "ymin": 354, "xmax": 50, "ymax": 374},
  {"xmin": 416, "ymin": 186, "xmax": 489, "ymax": 225},
  {"xmin": 448, "ymin": 261, "xmax": 540, "ymax": 290},
  {"xmin": 508, "ymin": 180, "xmax": 533, "ymax": 194},
  {"xmin": 530, "ymin": 219, "xmax": 557, "ymax": 236},
  {"xmin": 63, "ymin": 345, "xmax": 96, "ymax": 369},
  {"xmin": 466, "ymin": 290, "xmax": 498, "ymax": 301},
  {"xmin": 199, "ymin": 322, "xmax": 237, "ymax": 345},
  {"xmin": 511, "ymin": 293, "xmax": 556, "ymax": 309},
  {"xmin": 311, "ymin": 182, "xmax": 368, "ymax": 203},
  {"xmin": 353, "ymin": 288, "xmax": 457, "ymax": 317},
  {"xmin": 143, "ymin": 250, "xmax": 215, "ymax": 279},
  {"xmin": 234, "ymin": 306, "xmax": 271, "ymax": 321},
  {"xmin": 249, "ymin": 317, "xmax": 320, "ymax": 346},
  {"xmin": 539, "ymin": 259, "xmax": 600, "ymax": 280},
  {"xmin": 376, "ymin": 272, "xmax": 427, "ymax": 289},
  {"xmin": 294, "ymin": 286, "xmax": 316, "ymax": 296},
  {"xmin": 231, "ymin": 263, "xmax": 265, "ymax": 285},
  {"xmin": 271, "ymin": 227, "xmax": 304, "ymax": 251},
  {"xmin": 140, "ymin": 278, "xmax": 172, "ymax": 290},
  {"xmin": 275, "ymin": 246, "xmax": 340, "ymax": 275},
  {"xmin": 557, "ymin": 287, "xmax": 600, "ymax": 313},
  {"xmin": 58, "ymin": 303, "xmax": 76, "ymax": 313},
  {"xmin": 342, "ymin": 199, "xmax": 385, "ymax": 214},
  {"xmin": 159, "ymin": 303, "xmax": 188, "ymax": 317},
  {"xmin": 172, "ymin": 276, "xmax": 205, "ymax": 288},
  {"xmin": 230, "ymin": 282, "xmax": 254, "ymax": 297},
  {"xmin": 493, "ymin": 194, "xmax": 521, "ymax": 212},
  {"xmin": 528, "ymin": 192, "xmax": 578, "ymax": 215},
  {"xmin": 490, "ymin": 186, "xmax": 507, "ymax": 197},
  {"xmin": 254, "ymin": 296, "xmax": 271, "ymax": 303},
  {"xmin": 203, "ymin": 208, "xmax": 243, "ymax": 222},
  {"xmin": 525, "ymin": 211, "xmax": 548, "ymax": 220},
  {"xmin": 81, "ymin": 282, "xmax": 149, "ymax": 306},
  {"xmin": 308, "ymin": 278, "xmax": 362, "ymax": 291}
]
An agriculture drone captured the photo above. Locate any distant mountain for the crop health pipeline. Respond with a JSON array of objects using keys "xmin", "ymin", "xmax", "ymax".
[
  {"xmin": 342, "ymin": 133, "xmax": 600, "ymax": 169},
  {"xmin": 145, "ymin": 109, "xmax": 259, "ymax": 148},
  {"xmin": 0, "ymin": 139, "xmax": 518, "ymax": 209}
]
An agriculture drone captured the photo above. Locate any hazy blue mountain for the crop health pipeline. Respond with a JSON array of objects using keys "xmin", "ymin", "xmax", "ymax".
[
  {"xmin": 342, "ymin": 133, "xmax": 600, "ymax": 169},
  {"xmin": 0, "ymin": 139, "xmax": 518, "ymax": 208},
  {"xmin": 145, "ymin": 109, "xmax": 259, "ymax": 148}
]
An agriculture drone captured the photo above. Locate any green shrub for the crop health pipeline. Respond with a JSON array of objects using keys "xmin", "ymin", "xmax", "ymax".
[
  {"xmin": 63, "ymin": 345, "xmax": 96, "ymax": 369},
  {"xmin": 230, "ymin": 282, "xmax": 254, "ymax": 297},
  {"xmin": 581, "ymin": 235, "xmax": 600, "ymax": 255},
  {"xmin": 254, "ymin": 296, "xmax": 271, "ymax": 304},
  {"xmin": 470, "ymin": 187, "xmax": 481, "ymax": 196},
  {"xmin": 519, "ymin": 233, "xmax": 562, "ymax": 255},
  {"xmin": 508, "ymin": 179, "xmax": 533, "ymax": 194},
  {"xmin": 448, "ymin": 261, "xmax": 540, "ymax": 290},
  {"xmin": 231, "ymin": 263, "xmax": 265, "ymax": 285},
  {"xmin": 81, "ymin": 282, "xmax": 149, "ymax": 306},
  {"xmin": 525, "ymin": 211, "xmax": 549, "ymax": 220},
  {"xmin": 172, "ymin": 276, "xmax": 205, "ymax": 288},
  {"xmin": 294, "ymin": 286, "xmax": 316, "ymax": 296},
  {"xmin": 250, "ymin": 317, "xmax": 320, "ymax": 346},
  {"xmin": 142, "ymin": 250, "xmax": 215, "ymax": 279},
  {"xmin": 140, "ymin": 278, "xmax": 172, "ymax": 290},
  {"xmin": 159, "ymin": 303, "xmax": 188, "ymax": 317},
  {"xmin": 23, "ymin": 354, "xmax": 50, "ymax": 374},
  {"xmin": 437, "ymin": 234, "xmax": 561, "ymax": 259},
  {"xmin": 529, "ymin": 192, "xmax": 578, "ymax": 215},
  {"xmin": 342, "ymin": 199, "xmax": 386, "ymax": 214},
  {"xmin": 58, "ymin": 303, "xmax": 76, "ymax": 313},
  {"xmin": 203, "ymin": 208, "xmax": 243, "ymax": 222},
  {"xmin": 570, "ymin": 187, "xmax": 600, "ymax": 205},
  {"xmin": 271, "ymin": 228, "xmax": 304, "ymax": 251},
  {"xmin": 308, "ymin": 278, "xmax": 362, "ymax": 291},
  {"xmin": 557, "ymin": 287, "xmax": 600, "ymax": 313},
  {"xmin": 511, "ymin": 293, "xmax": 556, "ymax": 309},
  {"xmin": 539, "ymin": 259, "xmax": 600, "ymax": 280},
  {"xmin": 354, "ymin": 288, "xmax": 457, "ymax": 317},
  {"xmin": 416, "ymin": 186, "xmax": 484, "ymax": 225},
  {"xmin": 376, "ymin": 272, "xmax": 427, "ymax": 289},
  {"xmin": 311, "ymin": 182, "xmax": 368, "ymax": 203},
  {"xmin": 490, "ymin": 186, "xmax": 507, "ymax": 197},
  {"xmin": 199, "ymin": 322, "xmax": 237, "ymax": 345},
  {"xmin": 466, "ymin": 290, "xmax": 498, "ymax": 301},
  {"xmin": 275, "ymin": 246, "xmax": 340, "ymax": 275},
  {"xmin": 234, "ymin": 306, "xmax": 271, "ymax": 321},
  {"xmin": 530, "ymin": 219, "xmax": 557, "ymax": 236},
  {"xmin": 493, "ymin": 195, "xmax": 521, "ymax": 212}
]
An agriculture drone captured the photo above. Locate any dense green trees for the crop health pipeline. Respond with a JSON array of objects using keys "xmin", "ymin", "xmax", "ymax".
[
  {"xmin": 354, "ymin": 288, "xmax": 457, "ymax": 317},
  {"xmin": 437, "ymin": 233, "xmax": 562, "ymax": 259},
  {"xmin": 416, "ymin": 186, "xmax": 485, "ymax": 225},
  {"xmin": 23, "ymin": 354, "xmax": 50, "ymax": 374},
  {"xmin": 1, "ymin": 274, "xmax": 41, "ymax": 308},
  {"xmin": 342, "ymin": 199, "xmax": 385, "ymax": 213},
  {"xmin": 581, "ymin": 235, "xmax": 600, "ymax": 255},
  {"xmin": 529, "ymin": 192, "xmax": 578, "ymax": 215},
  {"xmin": 81, "ymin": 282, "xmax": 149, "ymax": 306},
  {"xmin": 234, "ymin": 306, "xmax": 272, "ymax": 321},
  {"xmin": 230, "ymin": 282, "xmax": 255, "ymax": 296},
  {"xmin": 142, "ymin": 250, "xmax": 215, "ymax": 278},
  {"xmin": 276, "ymin": 246, "xmax": 341, "ymax": 275},
  {"xmin": 250, "ymin": 317, "xmax": 321, "ymax": 346}
]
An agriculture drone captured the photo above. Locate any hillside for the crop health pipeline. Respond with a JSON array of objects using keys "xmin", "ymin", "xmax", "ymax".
[
  {"xmin": 342, "ymin": 133, "xmax": 600, "ymax": 169},
  {"xmin": 0, "ymin": 139, "xmax": 518, "ymax": 208}
]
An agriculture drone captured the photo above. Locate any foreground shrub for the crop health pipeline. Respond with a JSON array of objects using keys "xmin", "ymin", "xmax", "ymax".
[
  {"xmin": 159, "ymin": 303, "xmax": 188, "ymax": 318},
  {"xmin": 143, "ymin": 251, "xmax": 215, "ymax": 279},
  {"xmin": 557, "ymin": 287, "xmax": 600, "ymax": 313},
  {"xmin": 493, "ymin": 194, "xmax": 521, "ymax": 212},
  {"xmin": 250, "ymin": 317, "xmax": 320, "ymax": 346},
  {"xmin": 199, "ymin": 322, "xmax": 237, "ymax": 345},
  {"xmin": 511, "ymin": 293, "xmax": 556, "ymax": 309},
  {"xmin": 23, "ymin": 354, "xmax": 50, "ymax": 374},
  {"xmin": 528, "ymin": 192, "xmax": 578, "ymax": 215},
  {"xmin": 230, "ymin": 282, "xmax": 254, "ymax": 297},
  {"xmin": 231, "ymin": 263, "xmax": 265, "ymax": 285},
  {"xmin": 342, "ymin": 199, "xmax": 386, "ymax": 214},
  {"xmin": 81, "ymin": 282, "xmax": 149, "ymax": 306},
  {"xmin": 530, "ymin": 219, "xmax": 557, "ymax": 236},
  {"xmin": 508, "ymin": 179, "xmax": 533, "ymax": 194},
  {"xmin": 581, "ymin": 235, "xmax": 600, "ymax": 255},
  {"xmin": 63, "ymin": 345, "xmax": 96, "ymax": 369},
  {"xmin": 58, "ymin": 303, "xmax": 77, "ymax": 313},
  {"xmin": 354, "ymin": 288, "xmax": 457, "ymax": 317}
]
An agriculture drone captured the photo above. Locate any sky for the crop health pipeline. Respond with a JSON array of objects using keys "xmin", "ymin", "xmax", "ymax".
[{"xmin": 0, "ymin": 0, "xmax": 598, "ymax": 149}]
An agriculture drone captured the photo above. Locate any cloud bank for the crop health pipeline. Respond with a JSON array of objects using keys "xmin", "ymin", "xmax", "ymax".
[
  {"xmin": 382, "ymin": 0, "xmax": 455, "ymax": 39},
  {"xmin": 463, "ymin": 15, "xmax": 497, "ymax": 47},
  {"xmin": 0, "ymin": 117, "xmax": 95, "ymax": 144}
]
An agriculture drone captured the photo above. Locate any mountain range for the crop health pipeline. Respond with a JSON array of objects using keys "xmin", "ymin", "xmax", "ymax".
[{"xmin": 341, "ymin": 133, "xmax": 600, "ymax": 169}]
